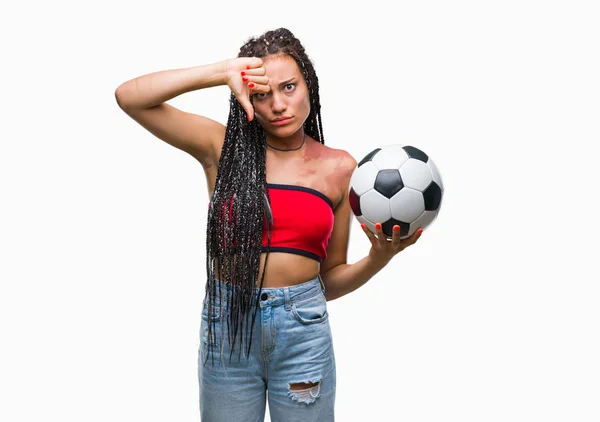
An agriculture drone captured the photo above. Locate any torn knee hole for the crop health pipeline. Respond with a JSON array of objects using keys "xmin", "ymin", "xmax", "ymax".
[
  {"xmin": 290, "ymin": 381, "xmax": 319, "ymax": 391},
  {"xmin": 288, "ymin": 381, "xmax": 321, "ymax": 404}
]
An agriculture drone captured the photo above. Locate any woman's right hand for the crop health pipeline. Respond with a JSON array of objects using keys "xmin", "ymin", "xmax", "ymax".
[{"xmin": 224, "ymin": 57, "xmax": 269, "ymax": 121}]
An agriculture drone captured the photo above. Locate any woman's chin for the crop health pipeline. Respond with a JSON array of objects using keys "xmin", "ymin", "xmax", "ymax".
[{"xmin": 270, "ymin": 125, "xmax": 302, "ymax": 139}]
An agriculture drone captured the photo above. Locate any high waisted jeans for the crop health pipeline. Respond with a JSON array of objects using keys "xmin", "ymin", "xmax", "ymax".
[{"xmin": 198, "ymin": 275, "xmax": 336, "ymax": 421}]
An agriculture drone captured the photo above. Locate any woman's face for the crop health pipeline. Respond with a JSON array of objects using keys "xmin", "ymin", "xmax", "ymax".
[{"xmin": 252, "ymin": 54, "xmax": 311, "ymax": 138}]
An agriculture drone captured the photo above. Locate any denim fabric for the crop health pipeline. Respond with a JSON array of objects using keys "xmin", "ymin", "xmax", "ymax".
[{"xmin": 198, "ymin": 275, "xmax": 336, "ymax": 421}]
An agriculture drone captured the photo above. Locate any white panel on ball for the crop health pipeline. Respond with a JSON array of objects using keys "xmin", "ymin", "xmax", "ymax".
[
  {"xmin": 410, "ymin": 210, "xmax": 439, "ymax": 237},
  {"xmin": 399, "ymin": 159, "xmax": 433, "ymax": 191},
  {"xmin": 390, "ymin": 188, "xmax": 425, "ymax": 222},
  {"xmin": 428, "ymin": 159, "xmax": 444, "ymax": 190},
  {"xmin": 349, "ymin": 161, "xmax": 379, "ymax": 196},
  {"xmin": 355, "ymin": 215, "xmax": 377, "ymax": 234},
  {"xmin": 360, "ymin": 190, "xmax": 392, "ymax": 223},
  {"xmin": 371, "ymin": 145, "xmax": 410, "ymax": 170}
]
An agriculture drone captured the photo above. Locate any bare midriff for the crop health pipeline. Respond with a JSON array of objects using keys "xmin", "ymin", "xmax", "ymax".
[{"xmin": 213, "ymin": 252, "xmax": 320, "ymax": 288}]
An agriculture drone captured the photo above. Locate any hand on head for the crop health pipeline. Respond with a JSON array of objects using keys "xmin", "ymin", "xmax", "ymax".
[{"xmin": 225, "ymin": 57, "xmax": 269, "ymax": 121}]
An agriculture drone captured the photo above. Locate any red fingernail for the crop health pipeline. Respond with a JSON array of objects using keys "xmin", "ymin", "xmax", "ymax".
[
  {"xmin": 361, "ymin": 223, "xmax": 365, "ymax": 229},
  {"xmin": 242, "ymin": 76, "xmax": 248, "ymax": 81},
  {"xmin": 241, "ymin": 71, "xmax": 245, "ymax": 76},
  {"xmin": 247, "ymin": 115, "xmax": 252, "ymax": 122},
  {"xmin": 376, "ymin": 223, "xmax": 381, "ymax": 230},
  {"xmin": 417, "ymin": 228, "xmax": 423, "ymax": 235},
  {"xmin": 246, "ymin": 66, "xmax": 250, "ymax": 69},
  {"xmin": 393, "ymin": 226, "xmax": 399, "ymax": 232},
  {"xmin": 248, "ymin": 82, "xmax": 255, "ymax": 88}
]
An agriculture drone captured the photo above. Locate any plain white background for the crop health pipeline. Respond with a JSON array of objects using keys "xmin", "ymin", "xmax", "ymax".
[{"xmin": 1, "ymin": 0, "xmax": 599, "ymax": 421}]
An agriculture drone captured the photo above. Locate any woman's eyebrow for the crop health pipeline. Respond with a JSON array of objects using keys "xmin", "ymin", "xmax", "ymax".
[{"xmin": 276, "ymin": 77, "xmax": 297, "ymax": 86}]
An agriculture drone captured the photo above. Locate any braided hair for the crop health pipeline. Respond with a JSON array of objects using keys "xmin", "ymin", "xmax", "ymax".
[{"xmin": 203, "ymin": 28, "xmax": 325, "ymax": 367}]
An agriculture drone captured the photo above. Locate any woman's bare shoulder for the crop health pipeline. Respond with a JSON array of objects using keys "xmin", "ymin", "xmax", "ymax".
[
  {"xmin": 309, "ymin": 141, "xmax": 357, "ymax": 197},
  {"xmin": 318, "ymin": 143, "xmax": 357, "ymax": 172}
]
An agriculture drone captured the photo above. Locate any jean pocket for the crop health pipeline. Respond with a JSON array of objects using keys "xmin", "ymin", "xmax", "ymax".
[
  {"xmin": 291, "ymin": 292, "xmax": 329, "ymax": 325},
  {"xmin": 201, "ymin": 300, "xmax": 221, "ymax": 321}
]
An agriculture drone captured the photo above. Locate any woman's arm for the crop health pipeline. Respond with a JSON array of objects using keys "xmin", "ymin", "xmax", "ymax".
[
  {"xmin": 320, "ymin": 153, "xmax": 423, "ymax": 301},
  {"xmin": 114, "ymin": 57, "xmax": 264, "ymax": 167},
  {"xmin": 115, "ymin": 62, "xmax": 228, "ymax": 110}
]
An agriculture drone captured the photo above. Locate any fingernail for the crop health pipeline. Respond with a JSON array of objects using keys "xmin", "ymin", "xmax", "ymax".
[
  {"xmin": 376, "ymin": 223, "xmax": 381, "ymax": 230},
  {"xmin": 246, "ymin": 66, "xmax": 250, "ymax": 69},
  {"xmin": 248, "ymin": 82, "xmax": 255, "ymax": 88},
  {"xmin": 361, "ymin": 223, "xmax": 365, "ymax": 230},
  {"xmin": 247, "ymin": 115, "xmax": 252, "ymax": 121},
  {"xmin": 417, "ymin": 228, "xmax": 423, "ymax": 235},
  {"xmin": 242, "ymin": 76, "xmax": 248, "ymax": 81},
  {"xmin": 241, "ymin": 71, "xmax": 245, "ymax": 76},
  {"xmin": 393, "ymin": 226, "xmax": 399, "ymax": 232}
]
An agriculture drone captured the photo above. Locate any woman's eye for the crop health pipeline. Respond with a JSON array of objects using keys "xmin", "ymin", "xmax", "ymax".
[{"xmin": 285, "ymin": 83, "xmax": 295, "ymax": 91}]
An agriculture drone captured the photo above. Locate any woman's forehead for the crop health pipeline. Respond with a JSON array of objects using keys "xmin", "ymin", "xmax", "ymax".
[{"xmin": 264, "ymin": 55, "xmax": 301, "ymax": 79}]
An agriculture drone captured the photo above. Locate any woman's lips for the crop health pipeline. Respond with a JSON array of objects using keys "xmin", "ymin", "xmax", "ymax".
[{"xmin": 271, "ymin": 117, "xmax": 293, "ymax": 126}]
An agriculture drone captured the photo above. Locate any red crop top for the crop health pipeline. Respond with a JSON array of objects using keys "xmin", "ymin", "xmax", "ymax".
[
  {"xmin": 209, "ymin": 184, "xmax": 335, "ymax": 263},
  {"xmin": 262, "ymin": 184, "xmax": 334, "ymax": 262}
]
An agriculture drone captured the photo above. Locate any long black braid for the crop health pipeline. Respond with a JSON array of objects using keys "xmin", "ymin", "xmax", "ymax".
[{"xmin": 203, "ymin": 28, "xmax": 325, "ymax": 367}]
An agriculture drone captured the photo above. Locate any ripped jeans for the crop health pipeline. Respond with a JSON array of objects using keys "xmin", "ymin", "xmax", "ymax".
[{"xmin": 198, "ymin": 275, "xmax": 336, "ymax": 421}]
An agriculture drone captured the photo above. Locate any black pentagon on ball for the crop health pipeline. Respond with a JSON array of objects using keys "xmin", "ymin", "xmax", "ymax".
[
  {"xmin": 358, "ymin": 148, "xmax": 381, "ymax": 167},
  {"xmin": 423, "ymin": 181, "xmax": 442, "ymax": 210},
  {"xmin": 403, "ymin": 145, "xmax": 428, "ymax": 163},
  {"xmin": 348, "ymin": 187, "xmax": 361, "ymax": 216},
  {"xmin": 374, "ymin": 169, "xmax": 404, "ymax": 199},
  {"xmin": 382, "ymin": 218, "xmax": 410, "ymax": 238}
]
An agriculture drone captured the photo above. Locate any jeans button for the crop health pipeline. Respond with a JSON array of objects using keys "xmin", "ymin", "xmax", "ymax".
[{"xmin": 261, "ymin": 293, "xmax": 268, "ymax": 301}]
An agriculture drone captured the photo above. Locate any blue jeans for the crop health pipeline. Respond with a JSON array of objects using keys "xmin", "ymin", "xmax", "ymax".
[{"xmin": 198, "ymin": 275, "xmax": 336, "ymax": 421}]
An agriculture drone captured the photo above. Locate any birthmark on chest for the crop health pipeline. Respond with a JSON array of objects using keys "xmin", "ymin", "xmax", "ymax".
[
  {"xmin": 302, "ymin": 147, "xmax": 328, "ymax": 164},
  {"xmin": 298, "ymin": 167, "xmax": 317, "ymax": 177}
]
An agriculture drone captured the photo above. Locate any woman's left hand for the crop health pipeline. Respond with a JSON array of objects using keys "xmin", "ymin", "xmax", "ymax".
[{"xmin": 361, "ymin": 222, "xmax": 423, "ymax": 266}]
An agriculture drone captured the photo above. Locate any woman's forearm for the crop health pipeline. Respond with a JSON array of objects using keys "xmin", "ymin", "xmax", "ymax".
[
  {"xmin": 115, "ymin": 61, "xmax": 228, "ymax": 109},
  {"xmin": 321, "ymin": 255, "xmax": 389, "ymax": 301}
]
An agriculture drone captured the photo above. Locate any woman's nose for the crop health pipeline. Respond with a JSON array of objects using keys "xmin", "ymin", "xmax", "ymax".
[{"xmin": 271, "ymin": 92, "xmax": 287, "ymax": 113}]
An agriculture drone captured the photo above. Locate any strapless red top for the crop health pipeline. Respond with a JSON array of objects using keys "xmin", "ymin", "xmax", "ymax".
[{"xmin": 209, "ymin": 184, "xmax": 334, "ymax": 263}]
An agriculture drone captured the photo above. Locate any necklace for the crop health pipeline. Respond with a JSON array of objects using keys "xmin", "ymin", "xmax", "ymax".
[{"xmin": 266, "ymin": 133, "xmax": 306, "ymax": 152}]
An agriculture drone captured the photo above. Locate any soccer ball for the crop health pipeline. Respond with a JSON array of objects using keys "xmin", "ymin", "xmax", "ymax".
[{"xmin": 349, "ymin": 144, "xmax": 444, "ymax": 239}]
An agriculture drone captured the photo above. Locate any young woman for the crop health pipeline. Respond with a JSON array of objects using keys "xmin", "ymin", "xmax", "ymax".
[{"xmin": 115, "ymin": 27, "xmax": 422, "ymax": 422}]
